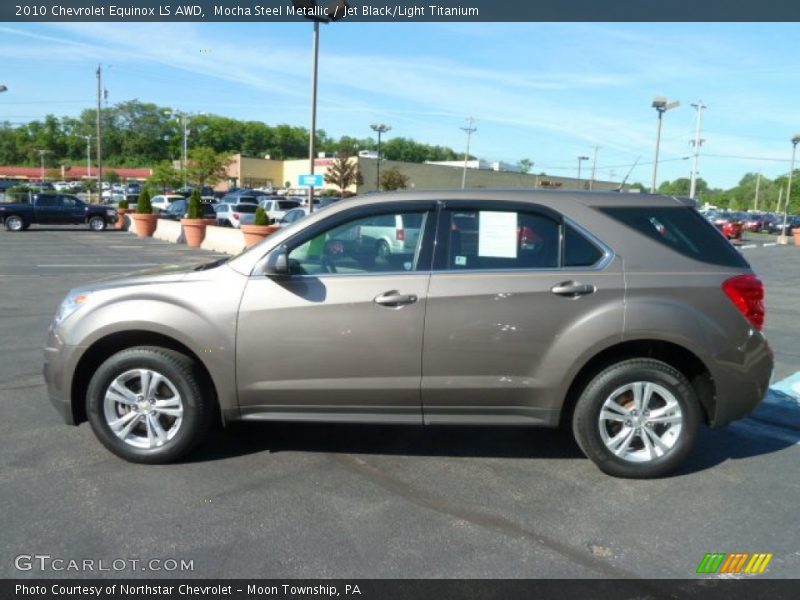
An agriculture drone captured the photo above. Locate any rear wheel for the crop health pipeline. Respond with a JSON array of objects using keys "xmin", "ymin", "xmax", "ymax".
[
  {"xmin": 88, "ymin": 216, "xmax": 106, "ymax": 231},
  {"xmin": 572, "ymin": 359, "xmax": 701, "ymax": 479},
  {"xmin": 86, "ymin": 347, "xmax": 213, "ymax": 464},
  {"xmin": 4, "ymin": 215, "xmax": 24, "ymax": 231}
]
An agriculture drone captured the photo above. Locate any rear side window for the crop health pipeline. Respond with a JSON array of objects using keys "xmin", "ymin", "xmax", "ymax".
[
  {"xmin": 564, "ymin": 224, "xmax": 604, "ymax": 267},
  {"xmin": 599, "ymin": 206, "xmax": 748, "ymax": 268}
]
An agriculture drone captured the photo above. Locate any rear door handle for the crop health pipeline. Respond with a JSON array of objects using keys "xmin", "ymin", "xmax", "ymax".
[
  {"xmin": 551, "ymin": 281, "xmax": 596, "ymax": 298},
  {"xmin": 374, "ymin": 290, "xmax": 418, "ymax": 307}
]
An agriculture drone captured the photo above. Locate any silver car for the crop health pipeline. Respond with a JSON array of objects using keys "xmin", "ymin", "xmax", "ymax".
[{"xmin": 43, "ymin": 190, "xmax": 773, "ymax": 478}]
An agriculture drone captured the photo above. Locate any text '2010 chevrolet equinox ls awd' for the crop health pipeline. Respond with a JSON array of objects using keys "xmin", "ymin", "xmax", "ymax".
[{"xmin": 44, "ymin": 190, "xmax": 773, "ymax": 478}]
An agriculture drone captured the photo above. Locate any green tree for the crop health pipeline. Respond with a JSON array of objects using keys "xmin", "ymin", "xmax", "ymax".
[
  {"xmin": 186, "ymin": 147, "xmax": 231, "ymax": 187},
  {"xmin": 324, "ymin": 152, "xmax": 362, "ymax": 196},
  {"xmin": 104, "ymin": 170, "xmax": 121, "ymax": 184},
  {"xmin": 518, "ymin": 159, "xmax": 534, "ymax": 174},
  {"xmin": 136, "ymin": 188, "xmax": 153, "ymax": 214},
  {"xmin": 148, "ymin": 160, "xmax": 180, "ymax": 192},
  {"xmin": 379, "ymin": 167, "xmax": 410, "ymax": 191},
  {"xmin": 187, "ymin": 189, "xmax": 203, "ymax": 219}
]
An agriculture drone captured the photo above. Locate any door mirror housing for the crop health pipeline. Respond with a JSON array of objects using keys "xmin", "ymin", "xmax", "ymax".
[{"xmin": 264, "ymin": 247, "xmax": 290, "ymax": 277}]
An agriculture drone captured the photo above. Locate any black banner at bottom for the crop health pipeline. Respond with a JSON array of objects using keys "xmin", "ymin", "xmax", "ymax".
[{"xmin": 5, "ymin": 579, "xmax": 800, "ymax": 600}]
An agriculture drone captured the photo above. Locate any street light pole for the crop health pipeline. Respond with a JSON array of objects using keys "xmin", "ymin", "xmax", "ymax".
[
  {"xmin": 96, "ymin": 65, "xmax": 103, "ymax": 199},
  {"xmin": 689, "ymin": 100, "xmax": 707, "ymax": 199},
  {"xmin": 576, "ymin": 156, "xmax": 589, "ymax": 189},
  {"xmin": 37, "ymin": 149, "xmax": 49, "ymax": 183},
  {"xmin": 0, "ymin": 85, "xmax": 7, "ymax": 93},
  {"xmin": 370, "ymin": 123, "xmax": 391, "ymax": 191},
  {"xmin": 460, "ymin": 117, "xmax": 477, "ymax": 189},
  {"xmin": 651, "ymin": 96, "xmax": 680, "ymax": 193},
  {"xmin": 83, "ymin": 136, "xmax": 92, "ymax": 179},
  {"xmin": 295, "ymin": 0, "xmax": 349, "ymax": 212},
  {"xmin": 779, "ymin": 134, "xmax": 800, "ymax": 244}
]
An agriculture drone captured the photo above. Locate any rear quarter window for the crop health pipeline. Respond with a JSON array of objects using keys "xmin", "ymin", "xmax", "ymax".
[{"xmin": 599, "ymin": 206, "xmax": 748, "ymax": 268}]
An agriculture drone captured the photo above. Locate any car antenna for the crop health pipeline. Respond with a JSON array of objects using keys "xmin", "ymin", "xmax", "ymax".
[{"xmin": 616, "ymin": 156, "xmax": 641, "ymax": 192}]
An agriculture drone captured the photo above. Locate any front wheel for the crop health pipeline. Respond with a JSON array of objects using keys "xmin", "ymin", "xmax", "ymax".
[
  {"xmin": 88, "ymin": 216, "xmax": 106, "ymax": 231},
  {"xmin": 86, "ymin": 347, "xmax": 213, "ymax": 464},
  {"xmin": 572, "ymin": 359, "xmax": 701, "ymax": 479}
]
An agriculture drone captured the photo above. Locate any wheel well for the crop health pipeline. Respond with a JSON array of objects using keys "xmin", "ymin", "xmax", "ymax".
[
  {"xmin": 70, "ymin": 330, "xmax": 220, "ymax": 425},
  {"xmin": 561, "ymin": 340, "xmax": 715, "ymax": 427}
]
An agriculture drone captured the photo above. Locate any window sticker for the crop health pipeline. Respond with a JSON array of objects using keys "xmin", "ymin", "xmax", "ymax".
[
  {"xmin": 478, "ymin": 211, "xmax": 518, "ymax": 258},
  {"xmin": 455, "ymin": 255, "xmax": 468, "ymax": 266}
]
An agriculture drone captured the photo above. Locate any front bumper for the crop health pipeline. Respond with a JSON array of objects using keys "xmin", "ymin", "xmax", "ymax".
[{"xmin": 43, "ymin": 325, "xmax": 79, "ymax": 425}]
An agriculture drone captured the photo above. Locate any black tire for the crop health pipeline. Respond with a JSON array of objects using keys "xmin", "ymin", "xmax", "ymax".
[
  {"xmin": 572, "ymin": 358, "xmax": 701, "ymax": 479},
  {"xmin": 86, "ymin": 346, "xmax": 213, "ymax": 464},
  {"xmin": 376, "ymin": 239, "xmax": 391, "ymax": 259},
  {"xmin": 88, "ymin": 216, "xmax": 106, "ymax": 231},
  {"xmin": 4, "ymin": 215, "xmax": 24, "ymax": 231}
]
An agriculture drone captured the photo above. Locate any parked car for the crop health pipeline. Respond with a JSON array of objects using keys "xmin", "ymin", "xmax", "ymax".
[
  {"xmin": 215, "ymin": 202, "xmax": 257, "ymax": 228},
  {"xmin": 125, "ymin": 182, "xmax": 142, "ymax": 195},
  {"xmin": 233, "ymin": 195, "xmax": 264, "ymax": 206},
  {"xmin": 43, "ymin": 190, "xmax": 772, "ymax": 478},
  {"xmin": 159, "ymin": 199, "xmax": 218, "ymax": 221},
  {"xmin": 742, "ymin": 214, "xmax": 766, "ymax": 232},
  {"xmin": 150, "ymin": 194, "xmax": 186, "ymax": 213},
  {"xmin": 0, "ymin": 193, "xmax": 115, "ymax": 231},
  {"xmin": 258, "ymin": 198, "xmax": 302, "ymax": 222},
  {"xmin": 278, "ymin": 206, "xmax": 310, "ymax": 227},
  {"xmin": 353, "ymin": 212, "xmax": 424, "ymax": 257},
  {"xmin": 52, "ymin": 181, "xmax": 70, "ymax": 191},
  {"xmin": 764, "ymin": 215, "xmax": 800, "ymax": 235}
]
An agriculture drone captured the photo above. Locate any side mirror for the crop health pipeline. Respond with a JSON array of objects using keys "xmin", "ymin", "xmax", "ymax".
[{"xmin": 264, "ymin": 247, "xmax": 290, "ymax": 277}]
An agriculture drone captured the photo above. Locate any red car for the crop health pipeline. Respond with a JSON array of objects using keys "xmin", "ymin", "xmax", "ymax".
[{"xmin": 721, "ymin": 220, "xmax": 743, "ymax": 240}]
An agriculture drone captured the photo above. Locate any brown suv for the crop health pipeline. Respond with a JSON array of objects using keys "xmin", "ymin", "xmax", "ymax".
[{"xmin": 43, "ymin": 190, "xmax": 773, "ymax": 478}]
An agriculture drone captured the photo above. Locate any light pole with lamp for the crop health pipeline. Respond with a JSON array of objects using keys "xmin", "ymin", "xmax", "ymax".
[
  {"xmin": 576, "ymin": 156, "xmax": 589, "ymax": 189},
  {"xmin": 293, "ymin": 0, "xmax": 349, "ymax": 213},
  {"xmin": 651, "ymin": 96, "xmax": 680, "ymax": 193},
  {"xmin": 779, "ymin": 134, "xmax": 800, "ymax": 245},
  {"xmin": 37, "ymin": 149, "xmax": 50, "ymax": 184},
  {"xmin": 0, "ymin": 85, "xmax": 7, "ymax": 93},
  {"xmin": 370, "ymin": 123, "xmax": 391, "ymax": 191}
]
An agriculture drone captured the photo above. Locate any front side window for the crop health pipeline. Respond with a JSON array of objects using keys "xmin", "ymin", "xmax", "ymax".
[
  {"xmin": 288, "ymin": 211, "xmax": 428, "ymax": 276},
  {"xmin": 439, "ymin": 210, "xmax": 560, "ymax": 271}
]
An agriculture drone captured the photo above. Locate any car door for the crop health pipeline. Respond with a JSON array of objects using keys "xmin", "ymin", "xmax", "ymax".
[
  {"xmin": 421, "ymin": 201, "xmax": 624, "ymax": 425},
  {"xmin": 33, "ymin": 195, "xmax": 61, "ymax": 223},
  {"xmin": 235, "ymin": 202, "xmax": 437, "ymax": 422},
  {"xmin": 59, "ymin": 195, "xmax": 86, "ymax": 223}
]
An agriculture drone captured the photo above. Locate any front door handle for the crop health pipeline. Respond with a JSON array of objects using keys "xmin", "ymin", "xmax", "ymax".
[
  {"xmin": 551, "ymin": 281, "xmax": 596, "ymax": 298},
  {"xmin": 374, "ymin": 290, "xmax": 418, "ymax": 307}
]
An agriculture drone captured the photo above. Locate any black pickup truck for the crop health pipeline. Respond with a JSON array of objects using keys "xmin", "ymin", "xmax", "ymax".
[{"xmin": 0, "ymin": 193, "xmax": 116, "ymax": 231}]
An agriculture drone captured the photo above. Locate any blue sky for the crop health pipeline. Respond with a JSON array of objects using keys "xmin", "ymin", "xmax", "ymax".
[{"xmin": 2, "ymin": 21, "xmax": 800, "ymax": 188}]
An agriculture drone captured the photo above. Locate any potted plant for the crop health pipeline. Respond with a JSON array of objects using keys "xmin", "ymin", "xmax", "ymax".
[
  {"xmin": 181, "ymin": 189, "xmax": 207, "ymax": 248},
  {"xmin": 240, "ymin": 206, "xmax": 280, "ymax": 248},
  {"xmin": 131, "ymin": 189, "xmax": 158, "ymax": 238},
  {"xmin": 115, "ymin": 199, "xmax": 130, "ymax": 230}
]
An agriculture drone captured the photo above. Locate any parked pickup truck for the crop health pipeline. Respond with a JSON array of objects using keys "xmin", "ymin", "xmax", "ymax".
[{"xmin": 0, "ymin": 193, "xmax": 116, "ymax": 231}]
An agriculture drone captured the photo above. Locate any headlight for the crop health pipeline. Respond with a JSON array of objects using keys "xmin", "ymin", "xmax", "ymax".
[{"xmin": 53, "ymin": 292, "xmax": 91, "ymax": 325}]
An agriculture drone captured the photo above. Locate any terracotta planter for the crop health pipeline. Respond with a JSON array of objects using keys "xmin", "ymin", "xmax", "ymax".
[
  {"xmin": 794, "ymin": 229, "xmax": 800, "ymax": 247},
  {"xmin": 203, "ymin": 218, "xmax": 217, "ymax": 227},
  {"xmin": 240, "ymin": 224, "xmax": 280, "ymax": 248},
  {"xmin": 181, "ymin": 218, "xmax": 207, "ymax": 248},
  {"xmin": 116, "ymin": 207, "xmax": 131, "ymax": 230},
  {"xmin": 131, "ymin": 213, "xmax": 159, "ymax": 238}
]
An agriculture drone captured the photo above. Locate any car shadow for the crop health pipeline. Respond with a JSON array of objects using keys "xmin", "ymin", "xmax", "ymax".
[
  {"xmin": 188, "ymin": 421, "xmax": 585, "ymax": 463},
  {"xmin": 18, "ymin": 226, "xmax": 127, "ymax": 233},
  {"xmin": 188, "ymin": 413, "xmax": 799, "ymax": 474}
]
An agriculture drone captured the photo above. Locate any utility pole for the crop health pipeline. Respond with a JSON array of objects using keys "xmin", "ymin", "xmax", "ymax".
[
  {"xmin": 460, "ymin": 117, "xmax": 477, "ymax": 189},
  {"xmin": 96, "ymin": 65, "xmax": 103, "ymax": 202},
  {"xmin": 689, "ymin": 100, "xmax": 707, "ymax": 199},
  {"xmin": 589, "ymin": 145, "xmax": 599, "ymax": 191},
  {"xmin": 307, "ymin": 21, "xmax": 320, "ymax": 213},
  {"xmin": 754, "ymin": 172, "xmax": 761, "ymax": 211},
  {"xmin": 651, "ymin": 96, "xmax": 680, "ymax": 193},
  {"xmin": 370, "ymin": 123, "xmax": 391, "ymax": 191}
]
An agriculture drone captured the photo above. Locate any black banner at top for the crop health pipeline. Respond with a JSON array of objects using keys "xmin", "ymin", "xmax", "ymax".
[{"xmin": 3, "ymin": 0, "xmax": 800, "ymax": 22}]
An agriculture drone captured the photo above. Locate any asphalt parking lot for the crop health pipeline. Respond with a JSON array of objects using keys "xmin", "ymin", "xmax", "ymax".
[{"xmin": 0, "ymin": 226, "xmax": 798, "ymax": 580}]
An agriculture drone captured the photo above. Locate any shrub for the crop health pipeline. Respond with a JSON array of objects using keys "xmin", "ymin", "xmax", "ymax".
[
  {"xmin": 136, "ymin": 188, "xmax": 152, "ymax": 214},
  {"xmin": 187, "ymin": 189, "xmax": 203, "ymax": 219},
  {"xmin": 254, "ymin": 206, "xmax": 270, "ymax": 226},
  {"xmin": 118, "ymin": 200, "xmax": 129, "ymax": 209}
]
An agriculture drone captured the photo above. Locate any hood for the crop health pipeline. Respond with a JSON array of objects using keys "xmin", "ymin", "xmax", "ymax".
[{"xmin": 80, "ymin": 259, "xmax": 228, "ymax": 292}]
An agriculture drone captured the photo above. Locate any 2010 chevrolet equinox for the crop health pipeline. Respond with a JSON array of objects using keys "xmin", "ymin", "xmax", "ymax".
[{"xmin": 43, "ymin": 190, "xmax": 773, "ymax": 478}]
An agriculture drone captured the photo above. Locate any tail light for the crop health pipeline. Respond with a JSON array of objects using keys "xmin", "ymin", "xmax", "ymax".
[
  {"xmin": 722, "ymin": 274, "xmax": 765, "ymax": 330},
  {"xmin": 396, "ymin": 228, "xmax": 405, "ymax": 241},
  {"xmin": 233, "ymin": 212, "xmax": 240, "ymax": 220}
]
